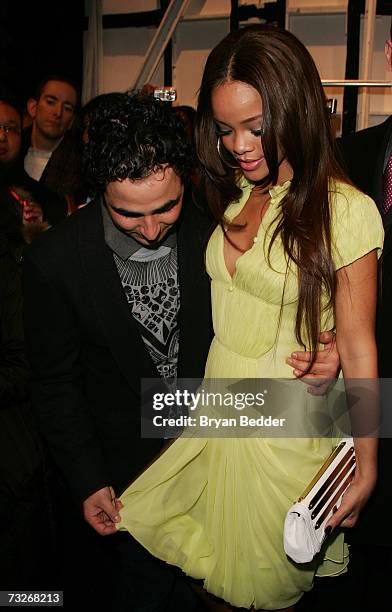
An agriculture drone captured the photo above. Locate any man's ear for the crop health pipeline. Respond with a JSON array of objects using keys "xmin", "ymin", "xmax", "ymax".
[
  {"xmin": 26, "ymin": 98, "xmax": 37, "ymax": 119},
  {"xmin": 385, "ymin": 39, "xmax": 392, "ymax": 72}
]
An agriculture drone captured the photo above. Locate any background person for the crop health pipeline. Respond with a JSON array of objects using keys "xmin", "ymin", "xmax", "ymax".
[
  {"xmin": 0, "ymin": 91, "xmax": 56, "ymax": 254},
  {"xmin": 22, "ymin": 75, "xmax": 84, "ymax": 214},
  {"xmin": 336, "ymin": 18, "xmax": 392, "ymax": 611},
  {"xmin": 0, "ymin": 224, "xmax": 54, "ymax": 589}
]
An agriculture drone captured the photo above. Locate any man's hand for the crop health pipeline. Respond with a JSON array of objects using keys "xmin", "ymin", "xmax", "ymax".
[
  {"xmin": 22, "ymin": 202, "xmax": 44, "ymax": 224},
  {"xmin": 82, "ymin": 486, "xmax": 123, "ymax": 536},
  {"xmin": 286, "ymin": 330, "xmax": 340, "ymax": 395}
]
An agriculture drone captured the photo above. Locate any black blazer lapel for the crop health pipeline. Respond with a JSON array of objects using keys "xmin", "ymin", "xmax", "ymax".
[
  {"xmin": 177, "ymin": 195, "xmax": 213, "ymax": 379},
  {"xmin": 338, "ymin": 117, "xmax": 392, "ymax": 212},
  {"xmin": 78, "ymin": 201, "xmax": 157, "ymax": 395}
]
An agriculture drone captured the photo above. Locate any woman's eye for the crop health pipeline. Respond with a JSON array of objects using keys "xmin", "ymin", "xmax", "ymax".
[
  {"xmin": 216, "ymin": 129, "xmax": 231, "ymax": 137},
  {"xmin": 251, "ymin": 129, "xmax": 262, "ymax": 137}
]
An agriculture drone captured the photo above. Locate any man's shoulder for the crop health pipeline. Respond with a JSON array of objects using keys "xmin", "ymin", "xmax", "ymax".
[
  {"xmin": 50, "ymin": 129, "xmax": 82, "ymax": 162},
  {"xmin": 25, "ymin": 200, "xmax": 102, "ymax": 262},
  {"xmin": 180, "ymin": 188, "xmax": 214, "ymax": 234},
  {"xmin": 338, "ymin": 116, "xmax": 392, "ymax": 150}
]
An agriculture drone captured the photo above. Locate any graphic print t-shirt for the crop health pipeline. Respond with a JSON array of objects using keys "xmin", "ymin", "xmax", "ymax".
[{"xmin": 113, "ymin": 243, "xmax": 179, "ymax": 379}]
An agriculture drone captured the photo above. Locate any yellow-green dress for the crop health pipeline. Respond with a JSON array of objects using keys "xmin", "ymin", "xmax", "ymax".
[{"xmin": 118, "ymin": 180, "xmax": 383, "ymax": 610}]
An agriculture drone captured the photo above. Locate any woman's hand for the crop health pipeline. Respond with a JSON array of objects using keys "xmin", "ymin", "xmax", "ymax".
[{"xmin": 325, "ymin": 468, "xmax": 377, "ymax": 531}]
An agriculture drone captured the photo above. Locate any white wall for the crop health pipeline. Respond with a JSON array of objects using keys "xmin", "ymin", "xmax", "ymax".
[
  {"xmin": 93, "ymin": 0, "xmax": 232, "ymax": 103},
  {"xmin": 362, "ymin": 14, "xmax": 392, "ymax": 123},
  {"xmin": 172, "ymin": 18, "xmax": 230, "ymax": 107},
  {"xmin": 101, "ymin": 26, "xmax": 164, "ymax": 93},
  {"xmin": 85, "ymin": 0, "xmax": 392, "ymax": 128},
  {"xmin": 289, "ymin": 7, "xmax": 392, "ymax": 130}
]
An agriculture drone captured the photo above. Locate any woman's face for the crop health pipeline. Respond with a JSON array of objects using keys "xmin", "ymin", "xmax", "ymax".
[{"xmin": 211, "ymin": 80, "xmax": 292, "ymax": 184}]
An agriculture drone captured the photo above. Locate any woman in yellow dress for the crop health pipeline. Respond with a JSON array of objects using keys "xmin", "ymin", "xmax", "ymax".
[{"xmin": 118, "ymin": 26, "xmax": 383, "ymax": 610}]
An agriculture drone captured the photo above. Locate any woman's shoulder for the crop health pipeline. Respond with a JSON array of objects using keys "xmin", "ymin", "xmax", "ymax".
[
  {"xmin": 328, "ymin": 180, "xmax": 384, "ymax": 269},
  {"xmin": 329, "ymin": 179, "xmax": 377, "ymax": 213}
]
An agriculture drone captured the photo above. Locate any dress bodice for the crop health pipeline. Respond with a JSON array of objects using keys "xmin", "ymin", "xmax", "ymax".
[{"xmin": 205, "ymin": 179, "xmax": 383, "ymax": 363}]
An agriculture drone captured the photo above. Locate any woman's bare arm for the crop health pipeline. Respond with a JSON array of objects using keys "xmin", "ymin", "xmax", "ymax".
[{"xmin": 327, "ymin": 249, "xmax": 379, "ymax": 530}]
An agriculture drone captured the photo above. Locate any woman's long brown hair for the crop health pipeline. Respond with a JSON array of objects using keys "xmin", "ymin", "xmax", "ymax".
[{"xmin": 195, "ymin": 25, "xmax": 347, "ymax": 370}]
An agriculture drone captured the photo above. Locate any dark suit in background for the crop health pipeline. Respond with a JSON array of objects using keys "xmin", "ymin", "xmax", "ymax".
[
  {"xmin": 337, "ymin": 118, "xmax": 392, "ymax": 608},
  {"xmin": 298, "ymin": 117, "xmax": 392, "ymax": 612},
  {"xmin": 0, "ymin": 232, "xmax": 54, "ymax": 589},
  {"xmin": 21, "ymin": 121, "xmax": 85, "ymax": 212}
]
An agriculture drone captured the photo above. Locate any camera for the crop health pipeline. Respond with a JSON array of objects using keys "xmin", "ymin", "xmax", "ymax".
[{"xmin": 153, "ymin": 87, "xmax": 177, "ymax": 102}]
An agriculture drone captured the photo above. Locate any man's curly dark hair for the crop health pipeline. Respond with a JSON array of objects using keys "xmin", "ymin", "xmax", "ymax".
[{"xmin": 83, "ymin": 92, "xmax": 194, "ymax": 195}]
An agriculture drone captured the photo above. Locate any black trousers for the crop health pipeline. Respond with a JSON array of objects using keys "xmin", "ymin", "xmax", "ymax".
[
  {"xmin": 112, "ymin": 532, "xmax": 203, "ymax": 612},
  {"xmin": 48, "ymin": 471, "xmax": 202, "ymax": 612}
]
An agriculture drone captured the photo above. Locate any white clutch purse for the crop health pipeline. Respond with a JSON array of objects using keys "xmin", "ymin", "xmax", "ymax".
[{"xmin": 283, "ymin": 437, "xmax": 356, "ymax": 563}]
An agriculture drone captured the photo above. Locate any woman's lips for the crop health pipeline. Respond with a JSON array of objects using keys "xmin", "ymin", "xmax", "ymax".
[{"xmin": 237, "ymin": 157, "xmax": 264, "ymax": 172}]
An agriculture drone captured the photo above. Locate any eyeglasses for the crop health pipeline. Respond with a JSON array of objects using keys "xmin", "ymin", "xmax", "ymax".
[{"xmin": 0, "ymin": 124, "xmax": 20, "ymax": 135}]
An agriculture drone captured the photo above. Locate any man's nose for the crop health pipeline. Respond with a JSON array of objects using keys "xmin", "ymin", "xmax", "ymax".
[
  {"xmin": 140, "ymin": 217, "xmax": 160, "ymax": 241},
  {"xmin": 0, "ymin": 127, "xmax": 7, "ymax": 141},
  {"xmin": 52, "ymin": 103, "xmax": 63, "ymax": 117}
]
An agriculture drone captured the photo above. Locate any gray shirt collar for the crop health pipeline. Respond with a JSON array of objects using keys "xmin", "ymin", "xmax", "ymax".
[{"xmin": 101, "ymin": 197, "xmax": 176, "ymax": 260}]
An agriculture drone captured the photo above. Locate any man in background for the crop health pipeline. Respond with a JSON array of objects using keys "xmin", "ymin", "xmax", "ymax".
[
  {"xmin": 336, "ymin": 19, "xmax": 392, "ymax": 610},
  {"xmin": 22, "ymin": 75, "xmax": 84, "ymax": 213},
  {"xmin": 0, "ymin": 90, "xmax": 54, "ymax": 590},
  {"xmin": 0, "ymin": 90, "xmax": 61, "ymax": 249}
]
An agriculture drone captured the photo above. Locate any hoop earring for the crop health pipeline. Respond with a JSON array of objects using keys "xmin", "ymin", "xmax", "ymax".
[{"xmin": 216, "ymin": 137, "xmax": 239, "ymax": 169}]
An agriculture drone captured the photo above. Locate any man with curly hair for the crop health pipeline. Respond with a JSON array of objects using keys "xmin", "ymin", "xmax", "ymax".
[{"xmin": 23, "ymin": 92, "xmax": 212, "ymax": 611}]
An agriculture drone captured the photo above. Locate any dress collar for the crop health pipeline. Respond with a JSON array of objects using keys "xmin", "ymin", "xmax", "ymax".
[
  {"xmin": 269, "ymin": 180, "xmax": 291, "ymax": 201},
  {"xmin": 239, "ymin": 177, "xmax": 291, "ymax": 202}
]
